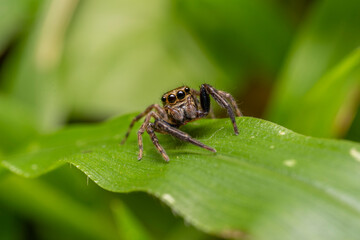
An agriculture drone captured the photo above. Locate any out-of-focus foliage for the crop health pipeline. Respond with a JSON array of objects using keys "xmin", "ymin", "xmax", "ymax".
[
  {"xmin": 111, "ymin": 200, "xmax": 153, "ymax": 240},
  {"xmin": 3, "ymin": 0, "xmax": 229, "ymax": 131},
  {"xmin": 271, "ymin": 49, "xmax": 360, "ymax": 137},
  {"xmin": 174, "ymin": 0, "xmax": 293, "ymax": 77},
  {"xmin": 0, "ymin": 175, "xmax": 117, "ymax": 240},
  {"xmin": 0, "ymin": 0, "xmax": 359, "ymax": 239},
  {"xmin": 268, "ymin": 0, "xmax": 360, "ymax": 137},
  {"xmin": 347, "ymin": 106, "xmax": 360, "ymax": 142},
  {"xmin": 0, "ymin": 95, "xmax": 38, "ymax": 153},
  {"xmin": 61, "ymin": 0, "xmax": 227, "ymax": 119},
  {"xmin": 0, "ymin": 208, "xmax": 22, "ymax": 240},
  {"xmin": 0, "ymin": 0, "xmax": 37, "ymax": 54}
]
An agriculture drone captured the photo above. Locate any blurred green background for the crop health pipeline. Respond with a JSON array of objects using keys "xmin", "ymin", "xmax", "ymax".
[{"xmin": 0, "ymin": 0, "xmax": 359, "ymax": 239}]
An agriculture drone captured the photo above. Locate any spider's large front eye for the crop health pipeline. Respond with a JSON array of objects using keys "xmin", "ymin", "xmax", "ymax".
[
  {"xmin": 168, "ymin": 94, "xmax": 176, "ymax": 103},
  {"xmin": 161, "ymin": 96, "xmax": 166, "ymax": 102},
  {"xmin": 177, "ymin": 90, "xmax": 185, "ymax": 99}
]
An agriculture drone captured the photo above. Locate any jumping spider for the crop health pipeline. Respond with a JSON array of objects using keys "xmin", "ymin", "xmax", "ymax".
[{"xmin": 121, "ymin": 84, "xmax": 242, "ymax": 162}]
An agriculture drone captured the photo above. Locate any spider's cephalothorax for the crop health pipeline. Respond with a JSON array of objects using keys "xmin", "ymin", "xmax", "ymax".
[{"xmin": 121, "ymin": 84, "xmax": 242, "ymax": 162}]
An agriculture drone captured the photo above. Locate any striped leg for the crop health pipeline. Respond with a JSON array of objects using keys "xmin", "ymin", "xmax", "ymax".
[
  {"xmin": 137, "ymin": 125, "xmax": 145, "ymax": 160},
  {"xmin": 202, "ymin": 84, "xmax": 241, "ymax": 135},
  {"xmin": 137, "ymin": 112, "xmax": 169, "ymax": 162},
  {"xmin": 146, "ymin": 123, "xmax": 169, "ymax": 162},
  {"xmin": 121, "ymin": 104, "xmax": 166, "ymax": 144},
  {"xmin": 138, "ymin": 112, "xmax": 216, "ymax": 162},
  {"xmin": 155, "ymin": 120, "xmax": 216, "ymax": 153},
  {"xmin": 218, "ymin": 90, "xmax": 243, "ymax": 117}
]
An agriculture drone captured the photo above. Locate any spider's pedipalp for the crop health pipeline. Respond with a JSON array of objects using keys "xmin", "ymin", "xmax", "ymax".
[{"xmin": 200, "ymin": 86, "xmax": 211, "ymax": 113}]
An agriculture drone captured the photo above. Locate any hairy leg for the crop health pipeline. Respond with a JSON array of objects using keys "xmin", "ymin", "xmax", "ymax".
[
  {"xmin": 218, "ymin": 90, "xmax": 243, "ymax": 117},
  {"xmin": 137, "ymin": 112, "xmax": 215, "ymax": 161},
  {"xmin": 191, "ymin": 89, "xmax": 200, "ymax": 96},
  {"xmin": 137, "ymin": 112, "xmax": 169, "ymax": 161},
  {"xmin": 155, "ymin": 120, "xmax": 216, "ymax": 153},
  {"xmin": 201, "ymin": 84, "xmax": 240, "ymax": 135},
  {"xmin": 121, "ymin": 104, "xmax": 166, "ymax": 144},
  {"xmin": 146, "ymin": 123, "xmax": 169, "ymax": 162},
  {"xmin": 137, "ymin": 124, "xmax": 145, "ymax": 160}
]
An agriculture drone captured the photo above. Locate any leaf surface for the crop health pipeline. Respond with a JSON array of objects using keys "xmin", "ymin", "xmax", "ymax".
[{"xmin": 2, "ymin": 115, "xmax": 360, "ymax": 239}]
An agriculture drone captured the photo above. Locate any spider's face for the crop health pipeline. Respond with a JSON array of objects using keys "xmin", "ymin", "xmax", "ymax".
[{"xmin": 161, "ymin": 86, "xmax": 192, "ymax": 106}]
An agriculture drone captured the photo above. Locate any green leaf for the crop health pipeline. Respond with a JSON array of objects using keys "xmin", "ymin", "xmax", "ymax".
[
  {"xmin": 346, "ymin": 105, "xmax": 360, "ymax": 142},
  {"xmin": 120, "ymin": 191, "xmax": 204, "ymax": 239},
  {"xmin": 0, "ymin": 209, "xmax": 22, "ymax": 240},
  {"xmin": 0, "ymin": 174, "xmax": 118, "ymax": 240},
  {"xmin": 0, "ymin": 166, "xmax": 7, "ymax": 179},
  {"xmin": 273, "ymin": 48, "xmax": 360, "ymax": 137},
  {"xmin": 3, "ymin": 0, "xmax": 227, "ymax": 126},
  {"xmin": 111, "ymin": 200, "xmax": 153, "ymax": 240},
  {"xmin": 2, "ymin": 114, "xmax": 360, "ymax": 239},
  {"xmin": 268, "ymin": 0, "xmax": 360, "ymax": 133},
  {"xmin": 61, "ymin": 0, "xmax": 227, "ymax": 119},
  {"xmin": 2, "ymin": 0, "xmax": 79, "ymax": 131},
  {"xmin": 0, "ymin": 95, "xmax": 38, "ymax": 153},
  {"xmin": 173, "ymin": 0, "xmax": 293, "ymax": 76},
  {"xmin": 164, "ymin": 222, "xmax": 208, "ymax": 240},
  {"xmin": 0, "ymin": 0, "xmax": 38, "ymax": 54}
]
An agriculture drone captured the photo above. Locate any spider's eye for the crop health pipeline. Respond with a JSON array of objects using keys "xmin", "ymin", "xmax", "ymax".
[
  {"xmin": 161, "ymin": 96, "xmax": 166, "ymax": 102},
  {"xmin": 177, "ymin": 90, "xmax": 185, "ymax": 100},
  {"xmin": 184, "ymin": 87, "xmax": 190, "ymax": 93},
  {"xmin": 168, "ymin": 94, "xmax": 176, "ymax": 103}
]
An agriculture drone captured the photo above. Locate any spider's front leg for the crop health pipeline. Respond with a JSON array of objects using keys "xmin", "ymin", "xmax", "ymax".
[
  {"xmin": 201, "ymin": 84, "xmax": 242, "ymax": 135},
  {"xmin": 137, "ymin": 112, "xmax": 169, "ymax": 161},
  {"xmin": 138, "ymin": 112, "xmax": 216, "ymax": 162},
  {"xmin": 121, "ymin": 104, "xmax": 167, "ymax": 144},
  {"xmin": 218, "ymin": 90, "xmax": 243, "ymax": 117}
]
